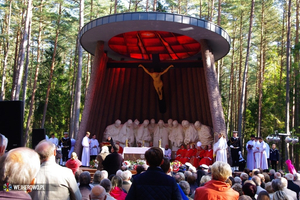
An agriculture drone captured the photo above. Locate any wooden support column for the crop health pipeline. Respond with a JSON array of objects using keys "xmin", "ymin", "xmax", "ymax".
[
  {"xmin": 200, "ymin": 39, "xmax": 226, "ymax": 141},
  {"xmin": 75, "ymin": 41, "xmax": 107, "ymax": 156}
]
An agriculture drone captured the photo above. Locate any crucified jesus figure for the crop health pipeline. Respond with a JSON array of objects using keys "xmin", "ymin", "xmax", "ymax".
[{"xmin": 138, "ymin": 64, "xmax": 174, "ymax": 100}]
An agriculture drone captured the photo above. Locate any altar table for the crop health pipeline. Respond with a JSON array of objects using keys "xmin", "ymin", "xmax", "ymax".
[{"xmin": 122, "ymin": 147, "xmax": 165, "ymax": 161}]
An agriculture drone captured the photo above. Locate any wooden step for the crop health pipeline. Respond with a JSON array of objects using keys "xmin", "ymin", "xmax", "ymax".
[{"xmin": 80, "ymin": 167, "xmax": 97, "ymax": 182}]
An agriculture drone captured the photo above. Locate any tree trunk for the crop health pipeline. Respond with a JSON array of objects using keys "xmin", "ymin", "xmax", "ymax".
[
  {"xmin": 210, "ymin": 0, "xmax": 214, "ymax": 21},
  {"xmin": 257, "ymin": 0, "xmax": 265, "ymax": 137},
  {"xmin": 238, "ymin": 0, "xmax": 255, "ymax": 138},
  {"xmin": 74, "ymin": 0, "xmax": 85, "ymax": 140},
  {"xmin": 22, "ymin": 14, "xmax": 32, "ymax": 113},
  {"xmin": 1, "ymin": 0, "xmax": 12, "ymax": 101},
  {"xmin": 227, "ymin": 23, "xmax": 236, "ymax": 135},
  {"xmin": 11, "ymin": 0, "xmax": 32, "ymax": 100},
  {"xmin": 114, "ymin": 0, "xmax": 117, "ymax": 13},
  {"xmin": 217, "ymin": 0, "xmax": 221, "ymax": 25},
  {"xmin": 294, "ymin": 0, "xmax": 299, "ymax": 168},
  {"xmin": 285, "ymin": 0, "xmax": 292, "ymax": 161},
  {"xmin": 24, "ymin": 0, "xmax": 44, "ymax": 146},
  {"xmin": 153, "ymin": 0, "xmax": 157, "ymax": 11},
  {"xmin": 41, "ymin": 3, "xmax": 62, "ymax": 128},
  {"xmin": 238, "ymin": 13, "xmax": 243, "ymax": 126},
  {"xmin": 146, "ymin": 0, "xmax": 149, "ymax": 11}
]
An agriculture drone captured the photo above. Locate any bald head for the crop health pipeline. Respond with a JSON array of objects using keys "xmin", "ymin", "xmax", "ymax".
[
  {"xmin": 89, "ymin": 185, "xmax": 106, "ymax": 200},
  {"xmin": 35, "ymin": 139, "xmax": 56, "ymax": 162}
]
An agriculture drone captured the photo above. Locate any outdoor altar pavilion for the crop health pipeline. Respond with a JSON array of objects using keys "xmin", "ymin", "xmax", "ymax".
[{"xmin": 74, "ymin": 12, "xmax": 231, "ymax": 154}]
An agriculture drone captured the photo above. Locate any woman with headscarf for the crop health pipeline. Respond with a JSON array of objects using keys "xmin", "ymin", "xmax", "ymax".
[{"xmin": 97, "ymin": 146, "xmax": 110, "ymax": 171}]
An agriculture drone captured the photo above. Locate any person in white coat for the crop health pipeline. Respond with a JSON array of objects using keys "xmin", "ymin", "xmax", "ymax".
[
  {"xmin": 90, "ymin": 134, "xmax": 100, "ymax": 161},
  {"xmin": 213, "ymin": 132, "xmax": 228, "ymax": 162},
  {"xmin": 258, "ymin": 137, "xmax": 268, "ymax": 170},
  {"xmin": 81, "ymin": 132, "xmax": 91, "ymax": 167},
  {"xmin": 253, "ymin": 137, "xmax": 261, "ymax": 169},
  {"xmin": 246, "ymin": 135, "xmax": 255, "ymax": 170}
]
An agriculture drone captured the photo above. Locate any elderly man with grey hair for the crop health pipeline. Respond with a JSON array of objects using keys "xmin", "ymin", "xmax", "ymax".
[
  {"xmin": 100, "ymin": 178, "xmax": 116, "ymax": 200},
  {"xmin": 179, "ymin": 180, "xmax": 193, "ymax": 200},
  {"xmin": 30, "ymin": 140, "xmax": 82, "ymax": 200},
  {"xmin": 0, "ymin": 147, "xmax": 40, "ymax": 199},
  {"xmin": 240, "ymin": 172, "xmax": 249, "ymax": 185},
  {"xmin": 89, "ymin": 185, "xmax": 107, "ymax": 200},
  {"xmin": 294, "ymin": 174, "xmax": 300, "ymax": 188},
  {"xmin": 92, "ymin": 171, "xmax": 103, "ymax": 186},
  {"xmin": 252, "ymin": 175, "xmax": 266, "ymax": 195},
  {"xmin": 121, "ymin": 170, "xmax": 132, "ymax": 193},
  {"xmin": 269, "ymin": 169, "xmax": 276, "ymax": 180},
  {"xmin": 272, "ymin": 177, "xmax": 297, "ymax": 200},
  {"xmin": 274, "ymin": 172, "xmax": 282, "ymax": 179},
  {"xmin": 194, "ymin": 161, "xmax": 239, "ymax": 200},
  {"xmin": 285, "ymin": 173, "xmax": 300, "ymax": 200}
]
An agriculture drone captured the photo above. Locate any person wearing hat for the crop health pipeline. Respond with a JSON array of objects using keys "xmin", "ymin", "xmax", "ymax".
[
  {"xmin": 81, "ymin": 131, "xmax": 91, "ymax": 167},
  {"xmin": 190, "ymin": 141, "xmax": 204, "ymax": 168},
  {"xmin": 246, "ymin": 135, "xmax": 256, "ymax": 170},
  {"xmin": 227, "ymin": 131, "xmax": 241, "ymax": 171},
  {"xmin": 59, "ymin": 132, "xmax": 71, "ymax": 166}
]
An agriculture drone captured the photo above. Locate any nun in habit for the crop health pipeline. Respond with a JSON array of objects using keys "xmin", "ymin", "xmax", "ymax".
[{"xmin": 213, "ymin": 132, "xmax": 228, "ymax": 162}]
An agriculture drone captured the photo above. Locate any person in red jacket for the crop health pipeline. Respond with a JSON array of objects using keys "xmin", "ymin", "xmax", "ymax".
[
  {"xmin": 66, "ymin": 152, "xmax": 82, "ymax": 175},
  {"xmin": 194, "ymin": 161, "xmax": 239, "ymax": 200}
]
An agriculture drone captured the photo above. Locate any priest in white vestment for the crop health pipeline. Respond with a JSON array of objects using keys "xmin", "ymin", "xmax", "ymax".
[
  {"xmin": 169, "ymin": 120, "xmax": 184, "ymax": 151},
  {"xmin": 90, "ymin": 134, "xmax": 100, "ymax": 160},
  {"xmin": 213, "ymin": 132, "xmax": 228, "ymax": 162},
  {"xmin": 253, "ymin": 138, "xmax": 261, "ymax": 169},
  {"xmin": 81, "ymin": 132, "xmax": 91, "ymax": 167},
  {"xmin": 246, "ymin": 135, "xmax": 255, "ymax": 170},
  {"xmin": 258, "ymin": 137, "xmax": 268, "ymax": 170},
  {"xmin": 49, "ymin": 134, "xmax": 58, "ymax": 147}
]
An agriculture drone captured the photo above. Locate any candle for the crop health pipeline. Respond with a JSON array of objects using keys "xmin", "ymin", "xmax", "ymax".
[
  {"xmin": 159, "ymin": 139, "xmax": 161, "ymax": 148},
  {"xmin": 142, "ymin": 140, "xmax": 145, "ymax": 147},
  {"xmin": 125, "ymin": 139, "xmax": 128, "ymax": 147}
]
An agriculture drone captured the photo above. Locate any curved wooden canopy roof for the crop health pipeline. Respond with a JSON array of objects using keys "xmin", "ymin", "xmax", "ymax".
[{"xmin": 79, "ymin": 12, "xmax": 231, "ymax": 63}]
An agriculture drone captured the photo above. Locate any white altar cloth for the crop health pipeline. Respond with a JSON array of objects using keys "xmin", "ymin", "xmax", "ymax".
[{"xmin": 122, "ymin": 147, "xmax": 165, "ymax": 158}]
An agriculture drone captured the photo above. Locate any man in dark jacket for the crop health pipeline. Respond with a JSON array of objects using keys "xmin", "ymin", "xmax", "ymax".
[
  {"xmin": 102, "ymin": 144, "xmax": 123, "ymax": 177},
  {"xmin": 227, "ymin": 131, "xmax": 241, "ymax": 171},
  {"xmin": 269, "ymin": 144, "xmax": 279, "ymax": 171},
  {"xmin": 126, "ymin": 147, "xmax": 181, "ymax": 200},
  {"xmin": 286, "ymin": 173, "xmax": 300, "ymax": 200}
]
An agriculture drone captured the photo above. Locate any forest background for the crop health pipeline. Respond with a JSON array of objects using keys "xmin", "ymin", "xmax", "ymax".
[{"xmin": 0, "ymin": 0, "xmax": 299, "ymax": 169}]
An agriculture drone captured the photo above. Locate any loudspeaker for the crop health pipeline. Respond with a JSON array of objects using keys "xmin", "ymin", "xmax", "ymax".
[
  {"xmin": 32, "ymin": 128, "xmax": 46, "ymax": 149},
  {"xmin": 0, "ymin": 101, "xmax": 24, "ymax": 150}
]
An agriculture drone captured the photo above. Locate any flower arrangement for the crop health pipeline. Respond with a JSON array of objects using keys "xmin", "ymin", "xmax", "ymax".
[
  {"xmin": 90, "ymin": 159, "xmax": 98, "ymax": 168},
  {"xmin": 123, "ymin": 159, "xmax": 147, "ymax": 170},
  {"xmin": 171, "ymin": 160, "xmax": 182, "ymax": 172}
]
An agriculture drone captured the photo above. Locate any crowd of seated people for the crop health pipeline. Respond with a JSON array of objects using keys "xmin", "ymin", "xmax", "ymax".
[{"xmin": 2, "ymin": 135, "xmax": 300, "ymax": 200}]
